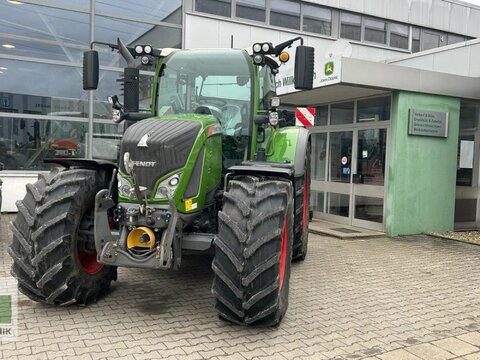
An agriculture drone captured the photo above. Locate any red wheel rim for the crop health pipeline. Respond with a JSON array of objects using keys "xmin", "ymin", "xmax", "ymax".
[
  {"xmin": 302, "ymin": 171, "xmax": 309, "ymax": 233},
  {"xmin": 279, "ymin": 217, "xmax": 288, "ymax": 289},
  {"xmin": 78, "ymin": 251, "xmax": 103, "ymax": 275}
]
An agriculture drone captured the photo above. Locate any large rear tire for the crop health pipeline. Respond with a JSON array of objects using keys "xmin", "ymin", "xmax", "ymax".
[
  {"xmin": 212, "ymin": 175, "xmax": 294, "ymax": 326},
  {"xmin": 9, "ymin": 168, "xmax": 116, "ymax": 305},
  {"xmin": 292, "ymin": 142, "xmax": 311, "ymax": 262}
]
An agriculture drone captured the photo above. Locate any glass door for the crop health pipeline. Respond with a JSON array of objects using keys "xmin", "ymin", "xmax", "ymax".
[
  {"xmin": 311, "ymin": 126, "xmax": 388, "ymax": 231},
  {"xmin": 351, "ymin": 128, "xmax": 388, "ymax": 231}
]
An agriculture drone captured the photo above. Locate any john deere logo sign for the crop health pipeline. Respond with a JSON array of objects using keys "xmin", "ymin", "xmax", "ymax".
[{"xmin": 324, "ymin": 61, "xmax": 334, "ymax": 75}]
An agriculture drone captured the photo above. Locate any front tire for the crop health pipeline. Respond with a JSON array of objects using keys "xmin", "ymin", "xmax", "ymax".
[
  {"xmin": 212, "ymin": 175, "xmax": 294, "ymax": 326},
  {"xmin": 9, "ymin": 168, "xmax": 116, "ymax": 305}
]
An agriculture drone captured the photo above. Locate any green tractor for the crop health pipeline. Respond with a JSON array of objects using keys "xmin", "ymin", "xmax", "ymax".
[{"xmin": 9, "ymin": 37, "xmax": 314, "ymax": 326}]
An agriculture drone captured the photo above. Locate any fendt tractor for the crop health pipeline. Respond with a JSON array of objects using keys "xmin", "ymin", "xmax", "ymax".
[{"xmin": 9, "ymin": 37, "xmax": 314, "ymax": 326}]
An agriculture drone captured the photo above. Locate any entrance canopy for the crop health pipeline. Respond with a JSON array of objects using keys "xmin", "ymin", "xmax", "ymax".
[{"xmin": 279, "ymin": 56, "xmax": 480, "ymax": 106}]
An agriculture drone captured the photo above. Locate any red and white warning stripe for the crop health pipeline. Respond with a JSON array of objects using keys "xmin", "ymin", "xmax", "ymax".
[{"xmin": 295, "ymin": 107, "xmax": 315, "ymax": 127}]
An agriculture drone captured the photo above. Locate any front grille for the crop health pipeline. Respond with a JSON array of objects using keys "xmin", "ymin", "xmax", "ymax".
[{"xmin": 120, "ymin": 119, "xmax": 201, "ymax": 192}]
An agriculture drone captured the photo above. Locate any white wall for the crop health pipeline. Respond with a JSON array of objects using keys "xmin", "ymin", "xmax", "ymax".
[
  {"xmin": 387, "ymin": 38, "xmax": 480, "ymax": 77},
  {"xmin": 0, "ymin": 173, "xmax": 40, "ymax": 212}
]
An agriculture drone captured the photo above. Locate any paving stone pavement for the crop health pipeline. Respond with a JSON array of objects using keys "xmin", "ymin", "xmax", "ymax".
[{"xmin": 1, "ymin": 213, "xmax": 480, "ymax": 359}]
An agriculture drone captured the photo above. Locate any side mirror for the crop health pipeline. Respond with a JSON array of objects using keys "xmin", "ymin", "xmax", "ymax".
[
  {"xmin": 294, "ymin": 45, "xmax": 314, "ymax": 90},
  {"xmin": 83, "ymin": 50, "xmax": 99, "ymax": 90}
]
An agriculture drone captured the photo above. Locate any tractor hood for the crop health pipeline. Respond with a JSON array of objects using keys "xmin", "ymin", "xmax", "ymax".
[{"xmin": 120, "ymin": 119, "xmax": 202, "ymax": 191}]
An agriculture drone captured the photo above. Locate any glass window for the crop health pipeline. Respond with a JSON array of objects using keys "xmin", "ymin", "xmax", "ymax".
[
  {"xmin": 340, "ymin": 12, "xmax": 361, "ymax": 41},
  {"xmin": 331, "ymin": 101, "xmax": 354, "ymax": 125},
  {"xmin": 0, "ymin": 59, "xmax": 121, "ymax": 117},
  {"xmin": 95, "ymin": 16, "xmax": 181, "ymax": 68},
  {"xmin": 412, "ymin": 27, "xmax": 420, "ymax": 53},
  {"xmin": 311, "ymin": 133, "xmax": 327, "ymax": 181},
  {"xmin": 456, "ymin": 134, "xmax": 474, "ymax": 187},
  {"xmin": 311, "ymin": 191, "xmax": 324, "ymax": 213},
  {"xmin": 236, "ymin": 0, "xmax": 266, "ymax": 22},
  {"xmin": 455, "ymin": 199, "xmax": 477, "ymax": 222},
  {"xmin": 364, "ymin": 17, "xmax": 386, "ymax": 44},
  {"xmin": 448, "ymin": 34, "xmax": 465, "ymax": 45},
  {"xmin": 390, "ymin": 23, "xmax": 409, "ymax": 49},
  {"xmin": 0, "ymin": 116, "xmax": 120, "ymax": 170},
  {"xmin": 356, "ymin": 129, "xmax": 387, "ymax": 186},
  {"xmin": 327, "ymin": 193, "xmax": 349, "ymax": 217},
  {"xmin": 302, "ymin": 4, "xmax": 332, "ymax": 36},
  {"xmin": 0, "ymin": 2, "xmax": 88, "ymax": 62},
  {"xmin": 196, "ymin": 0, "xmax": 231, "ymax": 17},
  {"xmin": 259, "ymin": 65, "xmax": 276, "ymax": 111},
  {"xmin": 355, "ymin": 196, "xmax": 383, "ymax": 223},
  {"xmin": 270, "ymin": 0, "xmax": 300, "ymax": 30},
  {"xmin": 157, "ymin": 48, "xmax": 251, "ymax": 169},
  {"xmin": 460, "ymin": 102, "xmax": 480, "ymax": 129},
  {"xmin": 96, "ymin": 0, "xmax": 182, "ymax": 25},
  {"xmin": 423, "ymin": 30, "xmax": 446, "ymax": 51},
  {"xmin": 357, "ymin": 96, "xmax": 391, "ymax": 122},
  {"xmin": 329, "ymin": 131, "xmax": 353, "ymax": 183},
  {"xmin": 315, "ymin": 105, "xmax": 328, "ymax": 126}
]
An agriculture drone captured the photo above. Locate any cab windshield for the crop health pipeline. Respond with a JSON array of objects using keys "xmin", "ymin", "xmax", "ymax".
[{"xmin": 157, "ymin": 49, "xmax": 252, "ymax": 137}]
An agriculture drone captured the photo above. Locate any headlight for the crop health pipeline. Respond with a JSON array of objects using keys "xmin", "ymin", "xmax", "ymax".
[
  {"xmin": 118, "ymin": 175, "xmax": 134, "ymax": 198},
  {"xmin": 269, "ymin": 111, "xmax": 279, "ymax": 126},
  {"xmin": 154, "ymin": 173, "xmax": 182, "ymax": 199}
]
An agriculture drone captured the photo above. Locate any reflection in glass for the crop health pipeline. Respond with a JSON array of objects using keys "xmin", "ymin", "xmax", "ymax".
[
  {"xmin": 448, "ymin": 34, "xmax": 465, "ymax": 45},
  {"xmin": 315, "ymin": 105, "xmax": 328, "ymax": 126},
  {"xmin": 329, "ymin": 131, "xmax": 352, "ymax": 183},
  {"xmin": 331, "ymin": 101, "xmax": 354, "ymax": 125},
  {"xmin": 340, "ymin": 12, "xmax": 361, "ymax": 41},
  {"xmin": 356, "ymin": 129, "xmax": 387, "ymax": 185},
  {"xmin": 310, "ymin": 191, "xmax": 324, "ymax": 213},
  {"xmin": 95, "ymin": 16, "xmax": 182, "ymax": 68},
  {"xmin": 327, "ymin": 192, "xmax": 349, "ymax": 217},
  {"xmin": 303, "ymin": 4, "xmax": 331, "ymax": 35},
  {"xmin": 0, "ymin": 2, "xmax": 88, "ymax": 62},
  {"xmin": 357, "ymin": 96, "xmax": 390, "ymax": 122},
  {"xmin": 455, "ymin": 199, "xmax": 476, "ymax": 223},
  {"xmin": 0, "ymin": 117, "xmax": 121, "ymax": 170},
  {"xmin": 236, "ymin": 0, "xmax": 266, "ymax": 22},
  {"xmin": 390, "ymin": 23, "xmax": 409, "ymax": 49},
  {"xmin": 460, "ymin": 102, "xmax": 480, "ymax": 129},
  {"xmin": 364, "ymin": 17, "xmax": 386, "ymax": 44},
  {"xmin": 354, "ymin": 196, "xmax": 383, "ymax": 223},
  {"xmin": 96, "ymin": 0, "xmax": 182, "ymax": 25},
  {"xmin": 196, "ymin": 0, "xmax": 231, "ymax": 17},
  {"xmin": 311, "ymin": 133, "xmax": 327, "ymax": 181},
  {"xmin": 0, "ymin": 60, "xmax": 124, "ymax": 118},
  {"xmin": 412, "ymin": 27, "xmax": 421, "ymax": 53},
  {"xmin": 270, "ymin": 0, "xmax": 300, "ymax": 30}
]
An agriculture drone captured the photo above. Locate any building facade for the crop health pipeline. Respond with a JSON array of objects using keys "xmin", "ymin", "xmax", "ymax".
[{"xmin": 0, "ymin": 0, "xmax": 479, "ymax": 235}]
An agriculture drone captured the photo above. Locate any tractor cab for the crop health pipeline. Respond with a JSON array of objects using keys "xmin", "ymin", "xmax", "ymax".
[{"xmin": 156, "ymin": 48, "xmax": 253, "ymax": 169}]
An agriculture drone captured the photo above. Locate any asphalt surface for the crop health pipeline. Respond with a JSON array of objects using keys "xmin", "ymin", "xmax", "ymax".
[{"xmin": 1, "ymin": 213, "xmax": 480, "ymax": 359}]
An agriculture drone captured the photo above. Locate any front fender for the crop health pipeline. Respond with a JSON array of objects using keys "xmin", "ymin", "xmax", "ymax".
[{"xmin": 267, "ymin": 126, "xmax": 310, "ymax": 176}]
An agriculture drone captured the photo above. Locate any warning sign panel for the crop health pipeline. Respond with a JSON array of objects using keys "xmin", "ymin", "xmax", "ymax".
[{"xmin": 295, "ymin": 107, "xmax": 315, "ymax": 127}]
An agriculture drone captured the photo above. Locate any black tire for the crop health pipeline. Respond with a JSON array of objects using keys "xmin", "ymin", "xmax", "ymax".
[
  {"xmin": 212, "ymin": 175, "xmax": 294, "ymax": 326},
  {"xmin": 292, "ymin": 142, "xmax": 311, "ymax": 262},
  {"xmin": 9, "ymin": 168, "xmax": 116, "ymax": 305}
]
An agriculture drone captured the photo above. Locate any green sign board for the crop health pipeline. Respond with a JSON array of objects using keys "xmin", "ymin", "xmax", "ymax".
[
  {"xmin": 0, "ymin": 295, "xmax": 12, "ymax": 324},
  {"xmin": 408, "ymin": 109, "xmax": 449, "ymax": 138}
]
